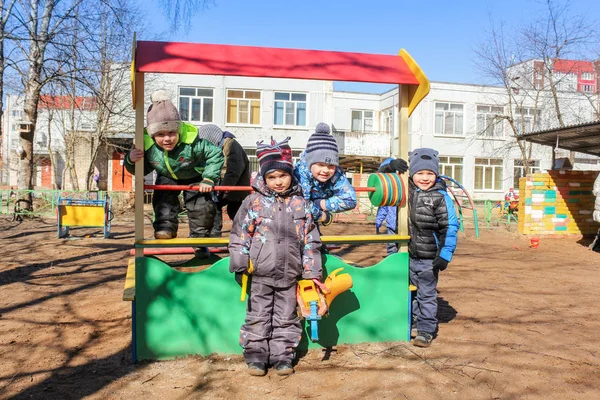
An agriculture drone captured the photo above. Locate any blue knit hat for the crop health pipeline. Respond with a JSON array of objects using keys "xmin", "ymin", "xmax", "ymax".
[
  {"xmin": 409, "ymin": 148, "xmax": 439, "ymax": 176},
  {"xmin": 305, "ymin": 123, "xmax": 339, "ymax": 167}
]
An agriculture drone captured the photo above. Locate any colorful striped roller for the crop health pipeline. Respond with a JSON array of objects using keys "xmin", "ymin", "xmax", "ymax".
[{"xmin": 367, "ymin": 173, "xmax": 406, "ymax": 207}]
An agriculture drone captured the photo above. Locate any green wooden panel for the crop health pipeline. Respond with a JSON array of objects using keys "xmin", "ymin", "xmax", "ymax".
[{"xmin": 134, "ymin": 253, "xmax": 410, "ymax": 361}]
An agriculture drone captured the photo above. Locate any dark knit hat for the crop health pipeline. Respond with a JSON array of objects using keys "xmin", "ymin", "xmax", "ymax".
[
  {"xmin": 305, "ymin": 122, "xmax": 339, "ymax": 167},
  {"xmin": 257, "ymin": 136, "xmax": 294, "ymax": 178},
  {"xmin": 146, "ymin": 90, "xmax": 181, "ymax": 136},
  {"xmin": 198, "ymin": 124, "xmax": 224, "ymax": 147},
  {"xmin": 409, "ymin": 148, "xmax": 440, "ymax": 176}
]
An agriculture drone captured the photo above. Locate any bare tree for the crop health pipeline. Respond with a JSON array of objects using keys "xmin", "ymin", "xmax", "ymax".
[
  {"xmin": 158, "ymin": 0, "xmax": 215, "ymax": 31},
  {"xmin": 0, "ymin": 0, "xmax": 17, "ymax": 145},
  {"xmin": 474, "ymin": 0, "xmax": 599, "ymax": 175}
]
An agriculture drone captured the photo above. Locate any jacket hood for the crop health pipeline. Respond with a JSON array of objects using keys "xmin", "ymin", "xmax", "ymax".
[{"xmin": 251, "ymin": 174, "xmax": 302, "ymax": 197}]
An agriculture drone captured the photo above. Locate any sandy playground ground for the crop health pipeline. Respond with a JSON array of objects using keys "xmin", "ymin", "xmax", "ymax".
[{"xmin": 1, "ymin": 213, "xmax": 599, "ymax": 399}]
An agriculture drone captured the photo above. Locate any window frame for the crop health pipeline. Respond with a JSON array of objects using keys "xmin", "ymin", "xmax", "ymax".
[
  {"xmin": 476, "ymin": 105, "xmax": 504, "ymax": 138},
  {"xmin": 439, "ymin": 155, "xmax": 464, "ymax": 183},
  {"xmin": 474, "ymin": 157, "xmax": 504, "ymax": 191},
  {"xmin": 351, "ymin": 109, "xmax": 374, "ymax": 132},
  {"xmin": 226, "ymin": 89, "xmax": 262, "ymax": 126},
  {"xmin": 514, "ymin": 107, "xmax": 542, "ymax": 135},
  {"xmin": 273, "ymin": 91, "xmax": 308, "ymax": 128},
  {"xmin": 178, "ymin": 86, "xmax": 215, "ymax": 124},
  {"xmin": 434, "ymin": 102, "xmax": 464, "ymax": 136},
  {"xmin": 513, "ymin": 159, "xmax": 541, "ymax": 185}
]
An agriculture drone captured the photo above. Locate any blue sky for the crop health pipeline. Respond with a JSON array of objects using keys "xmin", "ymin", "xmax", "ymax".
[{"xmin": 143, "ymin": 0, "xmax": 600, "ymax": 93}]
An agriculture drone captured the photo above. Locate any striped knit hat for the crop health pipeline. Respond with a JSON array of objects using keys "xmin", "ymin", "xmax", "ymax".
[
  {"xmin": 305, "ymin": 122, "xmax": 339, "ymax": 167},
  {"xmin": 257, "ymin": 136, "xmax": 294, "ymax": 178}
]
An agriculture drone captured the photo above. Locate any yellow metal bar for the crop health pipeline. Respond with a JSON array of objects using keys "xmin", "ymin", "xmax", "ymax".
[
  {"xmin": 123, "ymin": 258, "xmax": 136, "ymax": 301},
  {"xmin": 135, "ymin": 235, "xmax": 409, "ymax": 248},
  {"xmin": 134, "ymin": 72, "xmax": 145, "ymax": 260}
]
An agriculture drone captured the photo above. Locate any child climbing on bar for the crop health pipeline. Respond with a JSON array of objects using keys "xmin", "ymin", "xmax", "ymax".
[
  {"xmin": 125, "ymin": 90, "xmax": 224, "ymax": 258},
  {"xmin": 294, "ymin": 122, "xmax": 357, "ymax": 228},
  {"xmin": 229, "ymin": 137, "xmax": 325, "ymax": 376}
]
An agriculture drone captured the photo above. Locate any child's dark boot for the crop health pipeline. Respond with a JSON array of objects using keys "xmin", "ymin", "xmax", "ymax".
[
  {"xmin": 413, "ymin": 331, "xmax": 434, "ymax": 347},
  {"xmin": 247, "ymin": 362, "xmax": 267, "ymax": 376},
  {"xmin": 273, "ymin": 361, "xmax": 294, "ymax": 376},
  {"xmin": 154, "ymin": 230, "xmax": 176, "ymax": 239}
]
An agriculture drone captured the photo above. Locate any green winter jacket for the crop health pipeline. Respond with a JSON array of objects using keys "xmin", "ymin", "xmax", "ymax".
[{"xmin": 125, "ymin": 122, "xmax": 224, "ymax": 185}]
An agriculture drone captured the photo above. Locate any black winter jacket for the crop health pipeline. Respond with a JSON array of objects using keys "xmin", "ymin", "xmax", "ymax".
[
  {"xmin": 408, "ymin": 178, "xmax": 459, "ymax": 261},
  {"xmin": 219, "ymin": 135, "xmax": 251, "ymax": 202}
]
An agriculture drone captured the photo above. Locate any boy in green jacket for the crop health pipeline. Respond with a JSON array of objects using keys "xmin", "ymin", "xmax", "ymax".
[{"xmin": 125, "ymin": 90, "xmax": 224, "ymax": 258}]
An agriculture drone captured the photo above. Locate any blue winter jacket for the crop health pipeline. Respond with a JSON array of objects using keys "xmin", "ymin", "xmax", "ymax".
[{"xmin": 293, "ymin": 152, "xmax": 357, "ymax": 221}]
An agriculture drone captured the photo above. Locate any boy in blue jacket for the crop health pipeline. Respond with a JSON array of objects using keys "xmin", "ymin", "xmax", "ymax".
[
  {"xmin": 294, "ymin": 123, "xmax": 356, "ymax": 226},
  {"xmin": 408, "ymin": 148, "xmax": 459, "ymax": 347}
]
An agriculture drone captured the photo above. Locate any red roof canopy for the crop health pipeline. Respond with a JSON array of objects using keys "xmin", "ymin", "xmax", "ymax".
[{"xmin": 135, "ymin": 41, "xmax": 420, "ymax": 85}]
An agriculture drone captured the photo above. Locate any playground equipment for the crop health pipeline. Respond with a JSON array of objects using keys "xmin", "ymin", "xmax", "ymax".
[
  {"xmin": 57, "ymin": 194, "xmax": 113, "ymax": 238},
  {"xmin": 440, "ymin": 175, "xmax": 480, "ymax": 238},
  {"xmin": 125, "ymin": 38, "xmax": 429, "ymax": 362}
]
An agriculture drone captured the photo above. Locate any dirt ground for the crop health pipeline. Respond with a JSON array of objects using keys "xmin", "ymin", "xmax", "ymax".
[{"xmin": 1, "ymin": 213, "xmax": 599, "ymax": 400}]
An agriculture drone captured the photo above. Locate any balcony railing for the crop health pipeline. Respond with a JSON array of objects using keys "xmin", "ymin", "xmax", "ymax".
[{"xmin": 332, "ymin": 130, "xmax": 392, "ymax": 157}]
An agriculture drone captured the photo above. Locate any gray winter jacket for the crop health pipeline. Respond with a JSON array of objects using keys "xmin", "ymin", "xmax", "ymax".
[{"xmin": 228, "ymin": 176, "xmax": 322, "ymax": 288}]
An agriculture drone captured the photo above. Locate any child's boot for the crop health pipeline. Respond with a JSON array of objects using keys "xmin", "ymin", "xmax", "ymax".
[
  {"xmin": 413, "ymin": 332, "xmax": 434, "ymax": 347},
  {"xmin": 247, "ymin": 362, "xmax": 267, "ymax": 376},
  {"xmin": 154, "ymin": 230, "xmax": 176, "ymax": 239},
  {"xmin": 273, "ymin": 361, "xmax": 294, "ymax": 376},
  {"xmin": 194, "ymin": 247, "xmax": 211, "ymax": 259}
]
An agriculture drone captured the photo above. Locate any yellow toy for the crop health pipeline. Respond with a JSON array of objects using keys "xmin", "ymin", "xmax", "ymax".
[
  {"xmin": 239, "ymin": 260, "xmax": 254, "ymax": 302},
  {"xmin": 297, "ymin": 268, "xmax": 353, "ymax": 341}
]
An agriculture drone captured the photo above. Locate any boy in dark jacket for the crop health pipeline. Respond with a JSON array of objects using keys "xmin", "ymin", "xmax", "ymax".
[
  {"xmin": 229, "ymin": 137, "xmax": 323, "ymax": 377},
  {"xmin": 197, "ymin": 124, "xmax": 251, "ymax": 237},
  {"xmin": 125, "ymin": 90, "xmax": 224, "ymax": 258},
  {"xmin": 408, "ymin": 148, "xmax": 459, "ymax": 347}
]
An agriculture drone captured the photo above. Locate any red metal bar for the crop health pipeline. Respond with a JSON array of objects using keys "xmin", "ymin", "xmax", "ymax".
[{"xmin": 145, "ymin": 184, "xmax": 376, "ymax": 192}]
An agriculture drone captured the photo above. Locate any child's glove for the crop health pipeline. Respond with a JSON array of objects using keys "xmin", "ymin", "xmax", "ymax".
[
  {"xmin": 389, "ymin": 158, "xmax": 408, "ymax": 174},
  {"xmin": 321, "ymin": 211, "xmax": 334, "ymax": 226},
  {"xmin": 432, "ymin": 256, "xmax": 448, "ymax": 271},
  {"xmin": 234, "ymin": 272, "xmax": 245, "ymax": 285}
]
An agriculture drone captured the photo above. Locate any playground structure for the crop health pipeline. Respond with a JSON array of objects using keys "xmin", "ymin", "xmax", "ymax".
[
  {"xmin": 124, "ymin": 39, "xmax": 430, "ymax": 362},
  {"xmin": 441, "ymin": 175, "xmax": 480, "ymax": 238},
  {"xmin": 57, "ymin": 194, "xmax": 113, "ymax": 238}
]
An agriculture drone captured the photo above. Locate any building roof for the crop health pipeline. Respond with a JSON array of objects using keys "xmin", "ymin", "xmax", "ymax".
[{"xmin": 517, "ymin": 120, "xmax": 600, "ymax": 157}]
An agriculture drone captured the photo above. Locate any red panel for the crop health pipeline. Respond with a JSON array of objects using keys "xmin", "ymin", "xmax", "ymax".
[{"xmin": 136, "ymin": 41, "xmax": 419, "ymax": 85}]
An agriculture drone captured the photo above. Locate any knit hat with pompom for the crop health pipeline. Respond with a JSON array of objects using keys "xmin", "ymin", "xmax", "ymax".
[
  {"xmin": 146, "ymin": 90, "xmax": 181, "ymax": 136},
  {"xmin": 305, "ymin": 122, "xmax": 339, "ymax": 167}
]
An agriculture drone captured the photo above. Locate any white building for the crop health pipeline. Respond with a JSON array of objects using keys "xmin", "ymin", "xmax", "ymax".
[{"xmin": 2, "ymin": 73, "xmax": 599, "ymax": 199}]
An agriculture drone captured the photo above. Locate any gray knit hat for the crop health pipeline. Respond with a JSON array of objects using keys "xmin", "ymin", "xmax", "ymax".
[
  {"xmin": 409, "ymin": 148, "xmax": 440, "ymax": 176},
  {"xmin": 198, "ymin": 124, "xmax": 224, "ymax": 147},
  {"xmin": 146, "ymin": 90, "xmax": 181, "ymax": 137},
  {"xmin": 305, "ymin": 122, "xmax": 339, "ymax": 167}
]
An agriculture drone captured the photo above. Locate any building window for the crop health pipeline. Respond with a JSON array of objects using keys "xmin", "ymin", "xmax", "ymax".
[
  {"xmin": 581, "ymin": 72, "xmax": 594, "ymax": 80},
  {"xmin": 383, "ymin": 108, "xmax": 394, "ymax": 135},
  {"xmin": 273, "ymin": 92, "xmax": 307, "ymax": 127},
  {"xmin": 351, "ymin": 110, "xmax": 374, "ymax": 132},
  {"xmin": 439, "ymin": 156, "xmax": 464, "ymax": 183},
  {"xmin": 514, "ymin": 107, "xmax": 541, "ymax": 135},
  {"xmin": 434, "ymin": 102, "xmax": 464, "ymax": 136},
  {"xmin": 581, "ymin": 84, "xmax": 595, "ymax": 93},
  {"xmin": 179, "ymin": 87, "xmax": 214, "ymax": 123},
  {"xmin": 476, "ymin": 105, "xmax": 504, "ymax": 138},
  {"xmin": 474, "ymin": 158, "xmax": 503, "ymax": 190},
  {"xmin": 227, "ymin": 90, "xmax": 261, "ymax": 125},
  {"xmin": 513, "ymin": 159, "xmax": 540, "ymax": 186}
]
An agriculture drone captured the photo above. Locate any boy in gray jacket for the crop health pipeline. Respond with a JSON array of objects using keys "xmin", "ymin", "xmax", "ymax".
[{"xmin": 229, "ymin": 137, "xmax": 323, "ymax": 376}]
